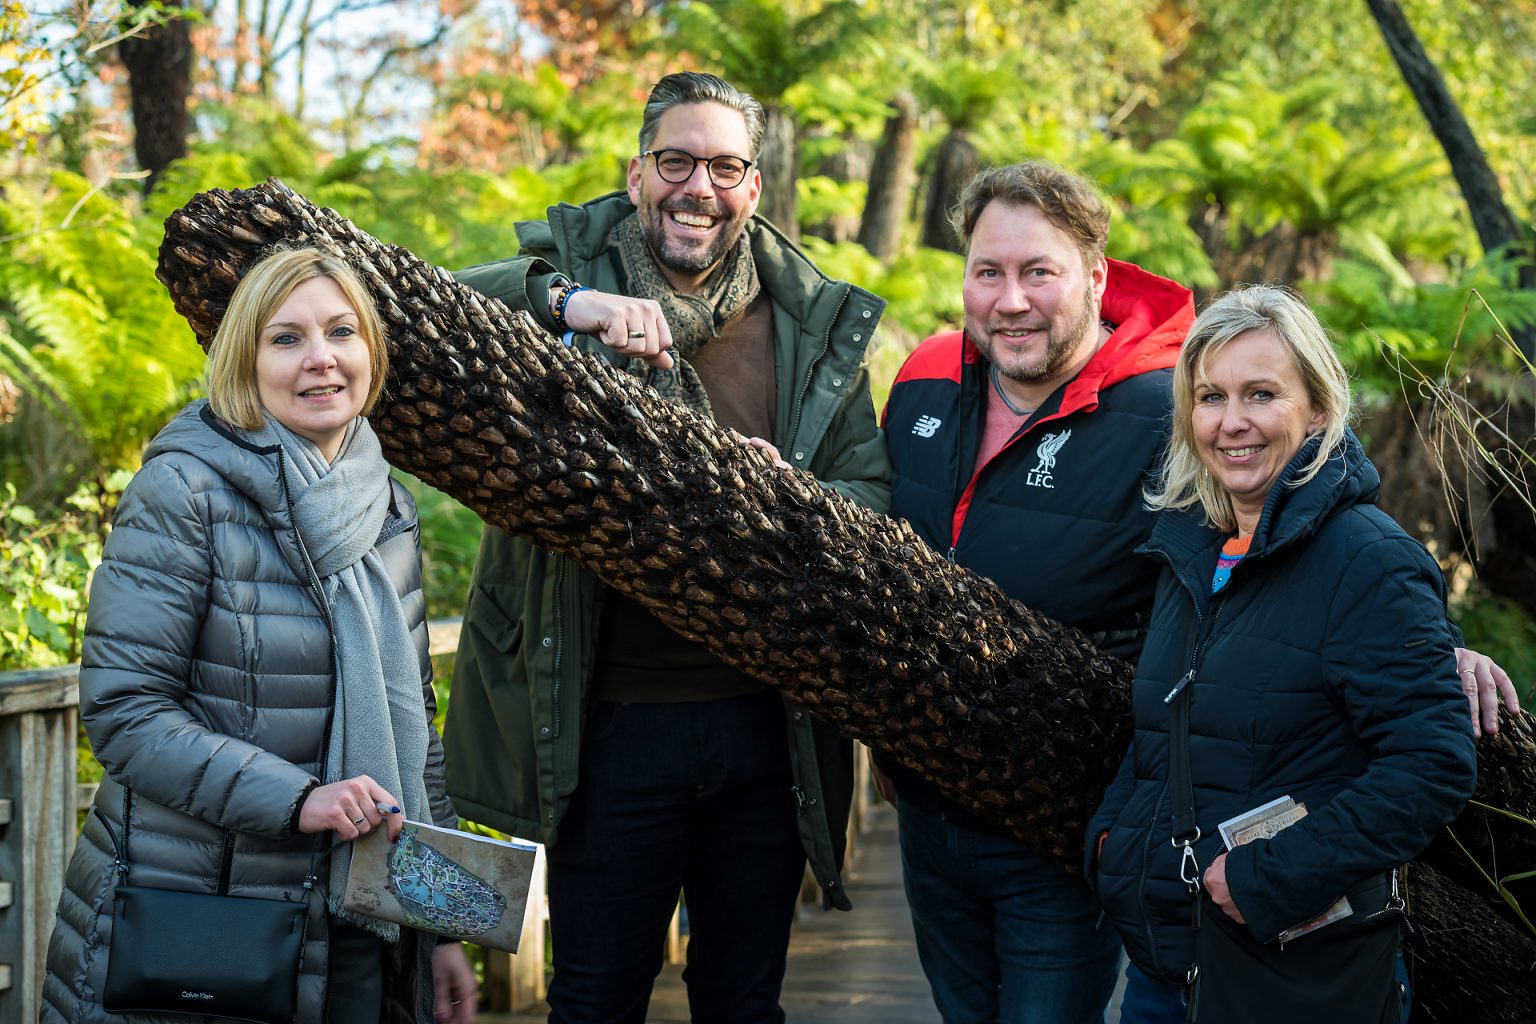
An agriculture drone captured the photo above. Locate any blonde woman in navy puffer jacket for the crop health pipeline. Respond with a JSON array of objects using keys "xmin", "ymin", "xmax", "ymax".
[{"xmin": 1090, "ymin": 286, "xmax": 1476, "ymax": 1024}]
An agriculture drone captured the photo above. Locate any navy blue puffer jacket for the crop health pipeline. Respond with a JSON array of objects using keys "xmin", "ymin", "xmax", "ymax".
[{"xmin": 1089, "ymin": 432, "xmax": 1475, "ymax": 985}]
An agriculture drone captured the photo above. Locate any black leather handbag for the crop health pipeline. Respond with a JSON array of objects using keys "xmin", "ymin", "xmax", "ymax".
[
  {"xmin": 98, "ymin": 789, "xmax": 316, "ymax": 1023},
  {"xmin": 1166, "ymin": 670, "xmax": 1405, "ymax": 1024}
]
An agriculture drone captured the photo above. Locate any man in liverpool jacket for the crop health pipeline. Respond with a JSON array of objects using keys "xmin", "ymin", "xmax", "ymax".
[{"xmin": 878, "ymin": 161, "xmax": 1196, "ymax": 1024}]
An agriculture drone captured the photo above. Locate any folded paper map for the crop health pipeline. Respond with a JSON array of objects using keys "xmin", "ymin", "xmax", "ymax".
[{"xmin": 344, "ymin": 820, "xmax": 538, "ymax": 952}]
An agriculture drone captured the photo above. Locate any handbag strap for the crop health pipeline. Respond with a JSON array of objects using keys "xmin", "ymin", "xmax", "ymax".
[
  {"xmin": 1164, "ymin": 594, "xmax": 1227, "ymax": 1016},
  {"xmin": 1167, "ymin": 670, "xmax": 1198, "ymax": 843},
  {"xmin": 116, "ymin": 783, "xmax": 326, "ymax": 901},
  {"xmin": 1165, "ymin": 594, "xmax": 1227, "ymax": 844}
]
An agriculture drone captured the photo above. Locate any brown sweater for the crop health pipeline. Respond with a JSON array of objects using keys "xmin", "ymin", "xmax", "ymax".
[{"xmin": 589, "ymin": 293, "xmax": 776, "ymax": 702}]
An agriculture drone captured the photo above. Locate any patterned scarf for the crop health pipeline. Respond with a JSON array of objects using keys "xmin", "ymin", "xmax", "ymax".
[{"xmin": 610, "ymin": 211, "xmax": 761, "ymax": 420}]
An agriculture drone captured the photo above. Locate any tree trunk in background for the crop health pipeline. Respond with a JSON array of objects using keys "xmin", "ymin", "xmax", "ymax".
[
  {"xmin": 804, "ymin": 135, "xmax": 870, "ymax": 244},
  {"xmin": 921, "ymin": 128, "xmax": 978, "ymax": 253},
  {"xmin": 1365, "ymin": 0, "xmax": 1535, "ymax": 359},
  {"xmin": 859, "ymin": 93, "xmax": 918, "ymax": 261},
  {"xmin": 154, "ymin": 180, "xmax": 1536, "ymax": 1020},
  {"xmin": 756, "ymin": 104, "xmax": 800, "ymax": 242},
  {"xmin": 118, "ymin": 0, "xmax": 192, "ymax": 194},
  {"xmin": 1406, "ymin": 861, "xmax": 1536, "ymax": 1023}
]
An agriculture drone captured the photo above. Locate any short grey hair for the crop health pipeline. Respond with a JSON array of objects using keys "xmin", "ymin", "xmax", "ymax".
[
  {"xmin": 1146, "ymin": 284, "xmax": 1353, "ymax": 532},
  {"xmin": 638, "ymin": 72, "xmax": 766, "ymax": 159}
]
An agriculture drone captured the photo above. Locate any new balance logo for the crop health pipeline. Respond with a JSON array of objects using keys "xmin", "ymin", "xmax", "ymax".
[
  {"xmin": 912, "ymin": 415, "xmax": 943, "ymax": 438},
  {"xmin": 1026, "ymin": 430, "xmax": 1071, "ymax": 488}
]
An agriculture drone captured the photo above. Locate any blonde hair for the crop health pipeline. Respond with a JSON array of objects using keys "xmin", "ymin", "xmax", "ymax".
[
  {"xmin": 1146, "ymin": 284, "xmax": 1352, "ymax": 532},
  {"xmin": 206, "ymin": 247, "xmax": 388, "ymax": 428}
]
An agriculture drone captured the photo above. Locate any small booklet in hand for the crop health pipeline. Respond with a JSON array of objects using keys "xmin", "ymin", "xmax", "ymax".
[
  {"xmin": 1216, "ymin": 795, "xmax": 1352, "ymax": 944},
  {"xmin": 343, "ymin": 820, "xmax": 538, "ymax": 952}
]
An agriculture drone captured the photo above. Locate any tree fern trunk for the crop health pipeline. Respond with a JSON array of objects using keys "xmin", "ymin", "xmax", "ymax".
[
  {"xmin": 858, "ymin": 93, "xmax": 918, "ymax": 262},
  {"xmin": 119, "ymin": 0, "xmax": 192, "ymax": 194},
  {"xmin": 920, "ymin": 128, "xmax": 978, "ymax": 253},
  {"xmin": 158, "ymin": 179, "xmax": 1131, "ymax": 867},
  {"xmin": 756, "ymin": 104, "xmax": 801, "ymax": 243},
  {"xmin": 156, "ymin": 180, "xmax": 1536, "ymax": 1018}
]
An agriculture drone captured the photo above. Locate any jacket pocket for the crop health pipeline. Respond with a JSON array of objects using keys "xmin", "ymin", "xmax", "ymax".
[{"xmin": 466, "ymin": 584, "xmax": 526, "ymax": 655}]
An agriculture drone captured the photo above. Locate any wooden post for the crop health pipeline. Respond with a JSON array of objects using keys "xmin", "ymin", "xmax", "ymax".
[
  {"xmin": 0, "ymin": 667, "xmax": 80, "ymax": 1024},
  {"xmin": 478, "ymin": 844, "xmax": 549, "ymax": 1012}
]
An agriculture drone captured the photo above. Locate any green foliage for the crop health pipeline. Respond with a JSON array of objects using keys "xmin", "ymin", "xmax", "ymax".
[
  {"xmin": 655, "ymin": 0, "xmax": 885, "ymax": 103},
  {"xmin": 438, "ymin": 64, "xmax": 642, "ymax": 167},
  {"xmin": 0, "ymin": 478, "xmax": 120, "ymax": 670},
  {"xmin": 1, "ymin": 0, "xmax": 55, "ymax": 153},
  {"xmin": 1089, "ymin": 73, "xmax": 1462, "ymax": 262},
  {"xmin": 1104, "ymin": 201, "xmax": 1219, "ymax": 293},
  {"xmin": 797, "ymin": 175, "xmax": 867, "ymax": 232},
  {"xmin": 1308, "ymin": 252, "xmax": 1536, "ymax": 396},
  {"xmin": 398, "ymin": 474, "xmax": 486, "ymax": 621},
  {"xmin": 911, "ymin": 55, "xmax": 1017, "ymax": 133},
  {"xmin": 0, "ymin": 172, "xmax": 206, "ymax": 501},
  {"xmin": 784, "ymin": 74, "xmax": 892, "ymax": 148}
]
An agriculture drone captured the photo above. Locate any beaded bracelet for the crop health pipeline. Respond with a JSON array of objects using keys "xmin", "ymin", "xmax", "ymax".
[{"xmin": 552, "ymin": 282, "xmax": 591, "ymax": 332}]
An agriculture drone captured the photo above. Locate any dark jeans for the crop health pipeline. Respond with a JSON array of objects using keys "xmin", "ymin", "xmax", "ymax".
[
  {"xmin": 896, "ymin": 797, "xmax": 1122, "ymax": 1024},
  {"xmin": 1117, "ymin": 962, "xmax": 1185, "ymax": 1024},
  {"xmin": 325, "ymin": 919, "xmax": 384, "ymax": 1024},
  {"xmin": 546, "ymin": 690, "xmax": 807, "ymax": 1024}
]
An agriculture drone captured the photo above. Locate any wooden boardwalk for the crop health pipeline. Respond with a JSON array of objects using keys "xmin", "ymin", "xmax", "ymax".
[
  {"xmin": 480, "ymin": 800, "xmax": 936, "ymax": 1023},
  {"xmin": 480, "ymin": 799, "xmax": 1127, "ymax": 1023}
]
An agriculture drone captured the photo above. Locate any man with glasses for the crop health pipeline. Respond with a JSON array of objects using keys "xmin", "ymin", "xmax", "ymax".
[{"xmin": 445, "ymin": 70, "xmax": 891, "ymax": 1023}]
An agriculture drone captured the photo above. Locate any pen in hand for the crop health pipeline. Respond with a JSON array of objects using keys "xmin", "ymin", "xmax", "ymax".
[{"xmin": 376, "ymin": 802, "xmax": 402, "ymax": 815}]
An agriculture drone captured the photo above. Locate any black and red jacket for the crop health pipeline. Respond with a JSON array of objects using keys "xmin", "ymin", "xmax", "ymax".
[{"xmin": 880, "ymin": 259, "xmax": 1195, "ymax": 822}]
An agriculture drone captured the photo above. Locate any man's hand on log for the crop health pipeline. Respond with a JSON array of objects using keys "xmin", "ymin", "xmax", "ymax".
[
  {"xmin": 563, "ymin": 288, "xmax": 675, "ymax": 369},
  {"xmin": 746, "ymin": 436, "xmax": 791, "ymax": 469},
  {"xmin": 1457, "ymin": 647, "xmax": 1520, "ymax": 738}
]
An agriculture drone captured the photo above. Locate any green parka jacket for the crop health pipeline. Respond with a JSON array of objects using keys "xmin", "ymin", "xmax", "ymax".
[{"xmin": 444, "ymin": 192, "xmax": 891, "ymax": 910}]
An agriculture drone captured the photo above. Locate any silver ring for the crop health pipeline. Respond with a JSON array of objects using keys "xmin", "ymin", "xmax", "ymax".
[
  {"xmin": 352, "ymin": 816, "xmax": 367, "ymax": 825},
  {"xmin": 1460, "ymin": 669, "xmax": 1477, "ymax": 676},
  {"xmin": 627, "ymin": 329, "xmax": 647, "ymax": 338}
]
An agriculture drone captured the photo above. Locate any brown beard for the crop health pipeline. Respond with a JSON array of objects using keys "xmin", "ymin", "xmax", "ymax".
[
  {"xmin": 639, "ymin": 196, "xmax": 749, "ymax": 277},
  {"xmin": 990, "ymin": 281, "xmax": 1101, "ymax": 385}
]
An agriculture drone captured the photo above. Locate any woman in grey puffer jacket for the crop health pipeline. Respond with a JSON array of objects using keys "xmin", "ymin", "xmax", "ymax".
[{"xmin": 42, "ymin": 248, "xmax": 477, "ymax": 1024}]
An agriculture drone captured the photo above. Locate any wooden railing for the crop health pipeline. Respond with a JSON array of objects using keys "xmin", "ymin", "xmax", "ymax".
[
  {"xmin": 0, "ymin": 662, "xmax": 78, "ymax": 1024},
  {"xmin": 0, "ymin": 619, "xmax": 549, "ymax": 1022}
]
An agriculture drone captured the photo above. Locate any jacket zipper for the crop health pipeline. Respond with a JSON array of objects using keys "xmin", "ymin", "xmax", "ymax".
[
  {"xmin": 1137, "ymin": 782, "xmax": 1171, "ymax": 978},
  {"xmin": 552, "ymin": 560, "xmax": 566, "ymax": 738},
  {"xmin": 785, "ymin": 288, "xmax": 849, "ymax": 454},
  {"xmin": 216, "ymin": 829, "xmax": 237, "ymax": 895}
]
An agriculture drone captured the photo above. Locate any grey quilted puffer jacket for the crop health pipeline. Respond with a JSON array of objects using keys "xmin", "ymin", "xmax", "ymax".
[{"xmin": 42, "ymin": 400, "xmax": 454, "ymax": 1024}]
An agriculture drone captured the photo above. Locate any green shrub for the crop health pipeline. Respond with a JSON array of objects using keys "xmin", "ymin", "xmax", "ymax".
[{"xmin": 0, "ymin": 477, "xmax": 119, "ymax": 669}]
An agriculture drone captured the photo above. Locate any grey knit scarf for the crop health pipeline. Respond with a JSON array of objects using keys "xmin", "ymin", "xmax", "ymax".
[{"xmin": 252, "ymin": 415, "xmax": 430, "ymax": 939}]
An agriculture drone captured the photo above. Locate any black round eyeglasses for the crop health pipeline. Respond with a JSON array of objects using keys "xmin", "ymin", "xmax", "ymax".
[{"xmin": 643, "ymin": 149, "xmax": 755, "ymax": 189}]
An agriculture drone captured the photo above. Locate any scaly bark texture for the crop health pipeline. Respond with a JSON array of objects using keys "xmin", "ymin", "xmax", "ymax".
[
  {"xmin": 156, "ymin": 181, "xmax": 1536, "ymax": 1016},
  {"xmin": 157, "ymin": 178, "xmax": 1133, "ymax": 869}
]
